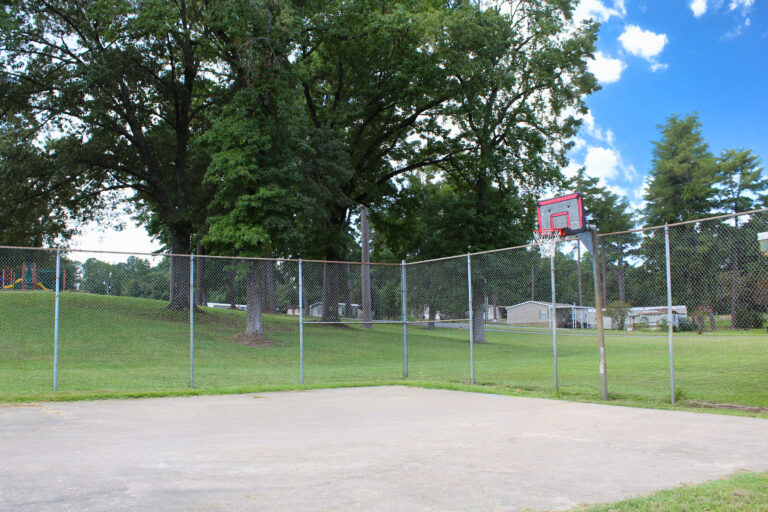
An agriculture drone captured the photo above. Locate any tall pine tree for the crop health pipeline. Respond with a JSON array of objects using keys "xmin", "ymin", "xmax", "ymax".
[{"xmin": 643, "ymin": 113, "xmax": 717, "ymax": 225}]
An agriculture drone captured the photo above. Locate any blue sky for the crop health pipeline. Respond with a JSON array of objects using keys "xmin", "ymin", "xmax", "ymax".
[{"xmin": 568, "ymin": 0, "xmax": 767, "ymax": 212}]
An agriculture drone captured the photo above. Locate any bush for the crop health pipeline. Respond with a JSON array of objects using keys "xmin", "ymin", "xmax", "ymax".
[
  {"xmin": 675, "ymin": 318, "xmax": 696, "ymax": 332},
  {"xmin": 606, "ymin": 301, "xmax": 632, "ymax": 330},
  {"xmin": 733, "ymin": 308, "xmax": 765, "ymax": 330}
]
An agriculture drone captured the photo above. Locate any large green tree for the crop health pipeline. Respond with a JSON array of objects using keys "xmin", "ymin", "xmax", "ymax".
[
  {"xmin": 643, "ymin": 113, "xmax": 717, "ymax": 225},
  {"xmin": 642, "ymin": 113, "xmax": 719, "ymax": 312},
  {"xmin": 0, "ymin": 0, "xmax": 246, "ymax": 308},
  {"xmin": 715, "ymin": 148, "xmax": 766, "ymax": 327},
  {"xmin": 287, "ymin": 0, "xmax": 598, "ymax": 323}
]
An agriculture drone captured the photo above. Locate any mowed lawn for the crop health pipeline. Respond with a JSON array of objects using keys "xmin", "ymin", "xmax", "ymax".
[{"xmin": 1, "ymin": 291, "xmax": 767, "ymax": 407}]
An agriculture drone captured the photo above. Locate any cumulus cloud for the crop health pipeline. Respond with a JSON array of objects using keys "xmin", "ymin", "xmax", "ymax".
[
  {"xmin": 692, "ymin": 0, "xmax": 754, "ymax": 39},
  {"xmin": 573, "ymin": 0, "xmax": 626, "ymax": 23},
  {"xmin": 650, "ymin": 62, "xmax": 669, "ymax": 72},
  {"xmin": 588, "ymin": 51, "xmax": 626, "ymax": 83},
  {"xmin": 619, "ymin": 25, "xmax": 668, "ymax": 60},
  {"xmin": 566, "ymin": 112, "xmax": 638, "ymax": 205},
  {"xmin": 584, "ymin": 146, "xmax": 620, "ymax": 181},
  {"xmin": 730, "ymin": 0, "xmax": 755, "ymax": 10},
  {"xmin": 690, "ymin": 0, "xmax": 707, "ymax": 17}
]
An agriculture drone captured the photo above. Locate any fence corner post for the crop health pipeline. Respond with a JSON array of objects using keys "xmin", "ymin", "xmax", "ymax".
[
  {"xmin": 53, "ymin": 248, "xmax": 61, "ymax": 391},
  {"xmin": 189, "ymin": 253, "xmax": 195, "ymax": 389},
  {"xmin": 467, "ymin": 253, "xmax": 474, "ymax": 385},
  {"xmin": 299, "ymin": 258, "xmax": 304, "ymax": 385},
  {"xmin": 664, "ymin": 224, "xmax": 675, "ymax": 404},
  {"xmin": 401, "ymin": 260, "xmax": 408, "ymax": 378}
]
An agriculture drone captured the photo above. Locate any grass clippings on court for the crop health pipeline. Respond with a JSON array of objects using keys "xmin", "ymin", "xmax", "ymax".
[{"xmin": 573, "ymin": 471, "xmax": 768, "ymax": 511}]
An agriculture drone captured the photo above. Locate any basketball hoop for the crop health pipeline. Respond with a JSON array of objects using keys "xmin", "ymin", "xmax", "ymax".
[{"xmin": 533, "ymin": 228, "xmax": 564, "ymax": 259}]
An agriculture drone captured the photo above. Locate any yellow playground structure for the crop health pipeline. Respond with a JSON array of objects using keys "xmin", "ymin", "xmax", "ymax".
[{"xmin": 1, "ymin": 263, "xmax": 65, "ymax": 291}]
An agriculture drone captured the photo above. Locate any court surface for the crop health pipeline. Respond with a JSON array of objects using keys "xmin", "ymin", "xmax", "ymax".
[{"xmin": 2, "ymin": 386, "xmax": 768, "ymax": 511}]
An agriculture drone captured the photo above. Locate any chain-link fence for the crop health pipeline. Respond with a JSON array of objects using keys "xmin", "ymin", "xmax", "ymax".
[{"xmin": 1, "ymin": 209, "xmax": 767, "ymax": 407}]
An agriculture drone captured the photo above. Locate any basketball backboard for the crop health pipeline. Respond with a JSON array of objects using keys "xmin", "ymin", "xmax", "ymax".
[{"xmin": 536, "ymin": 193, "xmax": 585, "ymax": 236}]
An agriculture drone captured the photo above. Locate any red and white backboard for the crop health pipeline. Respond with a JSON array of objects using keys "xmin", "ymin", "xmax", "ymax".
[{"xmin": 536, "ymin": 193, "xmax": 586, "ymax": 235}]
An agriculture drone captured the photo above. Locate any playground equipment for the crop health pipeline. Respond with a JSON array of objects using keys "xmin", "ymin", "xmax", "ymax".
[{"xmin": 1, "ymin": 263, "xmax": 65, "ymax": 291}]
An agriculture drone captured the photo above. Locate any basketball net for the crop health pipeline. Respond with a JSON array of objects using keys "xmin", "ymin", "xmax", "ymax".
[{"xmin": 533, "ymin": 228, "xmax": 563, "ymax": 259}]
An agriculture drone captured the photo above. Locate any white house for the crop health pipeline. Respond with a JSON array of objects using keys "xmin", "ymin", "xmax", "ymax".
[
  {"xmin": 504, "ymin": 301, "xmax": 593, "ymax": 328},
  {"xmin": 623, "ymin": 306, "xmax": 688, "ymax": 329}
]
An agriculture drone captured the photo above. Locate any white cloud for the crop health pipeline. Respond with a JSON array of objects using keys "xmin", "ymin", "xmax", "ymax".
[
  {"xmin": 730, "ymin": 0, "xmax": 754, "ymax": 10},
  {"xmin": 573, "ymin": 0, "xmax": 626, "ymax": 23},
  {"xmin": 690, "ymin": 0, "xmax": 707, "ymax": 17},
  {"xmin": 650, "ymin": 62, "xmax": 668, "ymax": 72},
  {"xmin": 563, "ymin": 161, "xmax": 582, "ymax": 179},
  {"xmin": 619, "ymin": 25, "xmax": 669, "ymax": 60},
  {"xmin": 584, "ymin": 146, "xmax": 620, "ymax": 181},
  {"xmin": 607, "ymin": 184, "xmax": 629, "ymax": 198},
  {"xmin": 631, "ymin": 180, "xmax": 649, "ymax": 211},
  {"xmin": 588, "ymin": 51, "xmax": 626, "ymax": 83},
  {"xmin": 571, "ymin": 137, "xmax": 587, "ymax": 153}
]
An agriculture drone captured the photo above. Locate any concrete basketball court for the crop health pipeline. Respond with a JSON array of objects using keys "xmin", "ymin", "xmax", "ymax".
[{"xmin": 1, "ymin": 386, "xmax": 767, "ymax": 511}]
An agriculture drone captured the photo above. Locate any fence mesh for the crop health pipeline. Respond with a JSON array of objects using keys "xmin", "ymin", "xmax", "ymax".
[{"xmin": 1, "ymin": 209, "xmax": 768, "ymax": 407}]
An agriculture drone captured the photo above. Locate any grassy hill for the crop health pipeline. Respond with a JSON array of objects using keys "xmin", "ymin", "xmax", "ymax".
[{"xmin": 1, "ymin": 291, "xmax": 767, "ymax": 409}]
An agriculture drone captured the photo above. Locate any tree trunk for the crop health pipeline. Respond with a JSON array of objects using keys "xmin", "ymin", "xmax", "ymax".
[
  {"xmin": 321, "ymin": 262, "xmax": 340, "ymax": 322},
  {"xmin": 577, "ymin": 242, "xmax": 583, "ymax": 307},
  {"xmin": 169, "ymin": 229, "xmax": 191, "ymax": 310},
  {"xmin": 261, "ymin": 257, "xmax": 276, "ymax": 314},
  {"xmin": 471, "ymin": 280, "xmax": 485, "ymax": 343},
  {"xmin": 492, "ymin": 293, "xmax": 498, "ymax": 322},
  {"xmin": 600, "ymin": 239, "xmax": 607, "ymax": 307},
  {"xmin": 361, "ymin": 206, "xmax": 372, "ymax": 328},
  {"xmin": 302, "ymin": 279, "xmax": 309, "ymax": 316},
  {"xmin": 427, "ymin": 305, "xmax": 435, "ymax": 330},
  {"xmin": 194, "ymin": 243, "xmax": 206, "ymax": 306},
  {"xmin": 345, "ymin": 264, "xmax": 353, "ymax": 317},
  {"xmin": 169, "ymin": 255, "xmax": 174, "ymax": 304},
  {"xmin": 246, "ymin": 262, "xmax": 264, "ymax": 337}
]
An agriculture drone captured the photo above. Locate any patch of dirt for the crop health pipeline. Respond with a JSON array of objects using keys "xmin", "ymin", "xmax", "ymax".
[
  {"xmin": 306, "ymin": 322, "xmax": 355, "ymax": 330},
  {"xmin": 686, "ymin": 400, "xmax": 768, "ymax": 413},
  {"xmin": 231, "ymin": 333, "xmax": 275, "ymax": 347}
]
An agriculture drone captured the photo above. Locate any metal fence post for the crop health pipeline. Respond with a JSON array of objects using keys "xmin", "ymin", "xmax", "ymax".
[
  {"xmin": 299, "ymin": 258, "xmax": 304, "ymax": 385},
  {"xmin": 664, "ymin": 225, "xmax": 676, "ymax": 404},
  {"xmin": 467, "ymin": 253, "xmax": 474, "ymax": 385},
  {"xmin": 401, "ymin": 260, "xmax": 408, "ymax": 378},
  {"xmin": 550, "ymin": 251, "xmax": 558, "ymax": 392},
  {"xmin": 189, "ymin": 254, "xmax": 195, "ymax": 388},
  {"xmin": 53, "ymin": 248, "xmax": 61, "ymax": 391},
  {"xmin": 591, "ymin": 228, "xmax": 608, "ymax": 400}
]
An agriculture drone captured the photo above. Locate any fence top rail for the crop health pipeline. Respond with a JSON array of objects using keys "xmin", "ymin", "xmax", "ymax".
[
  {"xmin": 0, "ymin": 246, "xmax": 400, "ymax": 266},
  {"xmin": 598, "ymin": 206, "xmax": 768, "ymax": 237},
  {"xmin": 3, "ymin": 207, "xmax": 766, "ymax": 266}
]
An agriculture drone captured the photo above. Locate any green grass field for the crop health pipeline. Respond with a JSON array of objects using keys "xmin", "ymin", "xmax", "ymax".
[
  {"xmin": 575, "ymin": 471, "xmax": 768, "ymax": 511},
  {"xmin": 1, "ymin": 291, "xmax": 767, "ymax": 410}
]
